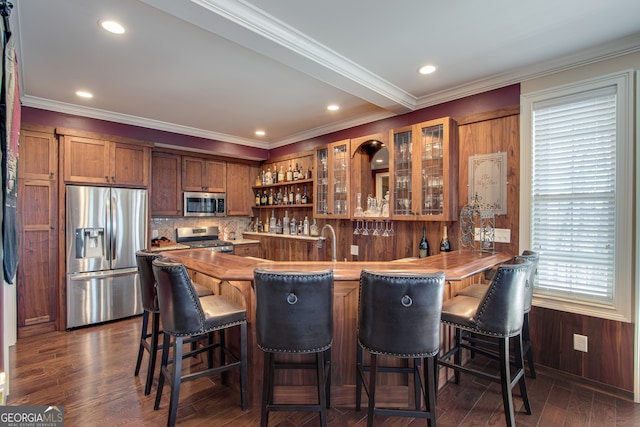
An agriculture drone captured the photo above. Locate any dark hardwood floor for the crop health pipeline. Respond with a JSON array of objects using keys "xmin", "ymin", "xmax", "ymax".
[{"xmin": 7, "ymin": 316, "xmax": 640, "ymax": 426}]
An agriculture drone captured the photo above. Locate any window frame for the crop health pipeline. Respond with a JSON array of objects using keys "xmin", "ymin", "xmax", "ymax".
[{"xmin": 520, "ymin": 70, "xmax": 634, "ymax": 322}]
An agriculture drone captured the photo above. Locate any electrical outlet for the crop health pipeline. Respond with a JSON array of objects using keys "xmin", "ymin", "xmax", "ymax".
[
  {"xmin": 573, "ymin": 334, "xmax": 588, "ymax": 352},
  {"xmin": 350, "ymin": 245, "xmax": 359, "ymax": 256},
  {"xmin": 494, "ymin": 228, "xmax": 511, "ymax": 243},
  {"xmin": 152, "ymin": 230, "xmax": 159, "ymax": 239}
]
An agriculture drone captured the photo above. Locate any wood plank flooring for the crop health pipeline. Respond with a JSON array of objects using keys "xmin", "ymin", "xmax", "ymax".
[{"xmin": 7, "ymin": 316, "xmax": 640, "ymax": 426}]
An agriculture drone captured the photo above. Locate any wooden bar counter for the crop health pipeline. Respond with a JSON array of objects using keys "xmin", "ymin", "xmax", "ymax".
[{"xmin": 161, "ymin": 249, "xmax": 512, "ymax": 408}]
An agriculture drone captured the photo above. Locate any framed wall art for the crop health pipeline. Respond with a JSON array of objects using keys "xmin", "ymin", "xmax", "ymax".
[{"xmin": 468, "ymin": 151, "xmax": 507, "ymax": 215}]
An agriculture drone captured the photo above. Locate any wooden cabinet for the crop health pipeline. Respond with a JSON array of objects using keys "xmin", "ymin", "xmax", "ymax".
[
  {"xmin": 17, "ymin": 127, "xmax": 59, "ymax": 337},
  {"xmin": 151, "ymin": 151, "xmax": 182, "ymax": 216},
  {"xmin": 62, "ymin": 133, "xmax": 150, "ymax": 187},
  {"xmin": 314, "ymin": 140, "xmax": 350, "ymax": 218},
  {"xmin": 389, "ymin": 117, "xmax": 458, "ymax": 221},
  {"xmin": 226, "ymin": 162, "xmax": 253, "ymax": 216},
  {"xmin": 233, "ymin": 243, "xmax": 261, "ymax": 258},
  {"xmin": 182, "ymin": 156, "xmax": 226, "ymax": 192}
]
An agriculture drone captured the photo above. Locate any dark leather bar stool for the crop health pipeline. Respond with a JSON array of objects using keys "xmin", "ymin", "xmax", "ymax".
[
  {"xmin": 439, "ymin": 258, "xmax": 532, "ymax": 427},
  {"xmin": 356, "ymin": 270, "xmax": 445, "ymax": 427},
  {"xmin": 253, "ymin": 268, "xmax": 334, "ymax": 427},
  {"xmin": 457, "ymin": 251, "xmax": 539, "ymax": 378},
  {"xmin": 152, "ymin": 258, "xmax": 248, "ymax": 427},
  {"xmin": 134, "ymin": 250, "xmax": 214, "ymax": 396}
]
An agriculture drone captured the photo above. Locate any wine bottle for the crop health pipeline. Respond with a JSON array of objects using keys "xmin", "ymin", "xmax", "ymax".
[
  {"xmin": 255, "ymin": 190, "xmax": 261, "ymax": 206},
  {"xmin": 440, "ymin": 226, "xmax": 451, "ymax": 252},
  {"xmin": 419, "ymin": 226, "xmax": 429, "ymax": 258}
]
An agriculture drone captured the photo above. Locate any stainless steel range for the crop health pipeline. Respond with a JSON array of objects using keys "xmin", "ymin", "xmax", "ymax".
[{"xmin": 175, "ymin": 226, "xmax": 233, "ymax": 253}]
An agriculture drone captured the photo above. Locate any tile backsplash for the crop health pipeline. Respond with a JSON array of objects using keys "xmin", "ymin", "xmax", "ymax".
[{"xmin": 151, "ymin": 217, "xmax": 252, "ymax": 241}]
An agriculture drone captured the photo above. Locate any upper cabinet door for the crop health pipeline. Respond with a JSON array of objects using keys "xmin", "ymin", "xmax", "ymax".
[
  {"xmin": 182, "ymin": 157, "xmax": 226, "ymax": 192},
  {"xmin": 390, "ymin": 117, "xmax": 458, "ymax": 221},
  {"xmin": 151, "ymin": 151, "xmax": 182, "ymax": 216},
  {"xmin": 314, "ymin": 140, "xmax": 350, "ymax": 218},
  {"xmin": 226, "ymin": 162, "xmax": 252, "ymax": 216},
  {"xmin": 19, "ymin": 129, "xmax": 58, "ymax": 180},
  {"xmin": 63, "ymin": 135, "xmax": 111, "ymax": 184},
  {"xmin": 62, "ymin": 134, "xmax": 150, "ymax": 187},
  {"xmin": 110, "ymin": 141, "xmax": 150, "ymax": 187}
]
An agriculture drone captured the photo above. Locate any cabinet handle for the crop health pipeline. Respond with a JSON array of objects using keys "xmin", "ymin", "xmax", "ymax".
[
  {"xmin": 49, "ymin": 172, "xmax": 54, "ymax": 179},
  {"xmin": 105, "ymin": 176, "xmax": 109, "ymax": 181},
  {"xmin": 111, "ymin": 176, "xmax": 115, "ymax": 182}
]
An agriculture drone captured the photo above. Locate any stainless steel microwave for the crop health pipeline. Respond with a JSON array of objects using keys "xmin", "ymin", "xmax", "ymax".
[{"xmin": 183, "ymin": 192, "xmax": 226, "ymax": 217}]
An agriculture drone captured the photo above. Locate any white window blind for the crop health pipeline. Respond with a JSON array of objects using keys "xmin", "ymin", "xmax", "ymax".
[{"xmin": 531, "ymin": 86, "xmax": 617, "ymax": 303}]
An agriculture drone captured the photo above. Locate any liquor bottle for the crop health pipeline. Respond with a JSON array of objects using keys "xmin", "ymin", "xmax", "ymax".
[
  {"xmin": 295, "ymin": 187, "xmax": 302, "ymax": 204},
  {"xmin": 283, "ymin": 211, "xmax": 290, "ymax": 235},
  {"xmin": 261, "ymin": 190, "xmax": 268, "ymax": 206},
  {"xmin": 293, "ymin": 163, "xmax": 299, "ymax": 180},
  {"xmin": 263, "ymin": 215, "xmax": 269, "ymax": 233},
  {"xmin": 290, "ymin": 216, "xmax": 297, "ymax": 235},
  {"xmin": 261, "ymin": 170, "xmax": 266, "ymax": 186},
  {"xmin": 419, "ymin": 226, "xmax": 429, "ymax": 258},
  {"xmin": 268, "ymin": 188, "xmax": 273, "ymax": 206},
  {"xmin": 283, "ymin": 187, "xmax": 289, "ymax": 205},
  {"xmin": 276, "ymin": 218, "xmax": 283, "ymax": 234},
  {"xmin": 301, "ymin": 186, "xmax": 308, "ymax": 204},
  {"xmin": 276, "ymin": 188, "xmax": 283, "ymax": 205},
  {"xmin": 290, "ymin": 186, "xmax": 295, "ymax": 204},
  {"xmin": 278, "ymin": 166, "xmax": 285, "ymax": 183},
  {"xmin": 265, "ymin": 167, "xmax": 272, "ymax": 185},
  {"xmin": 440, "ymin": 226, "xmax": 451, "ymax": 252},
  {"xmin": 269, "ymin": 210, "xmax": 276, "ymax": 234},
  {"xmin": 310, "ymin": 219, "xmax": 319, "ymax": 236},
  {"xmin": 303, "ymin": 216, "xmax": 310, "ymax": 236},
  {"xmin": 272, "ymin": 166, "xmax": 278, "ymax": 184},
  {"xmin": 287, "ymin": 164, "xmax": 293, "ymax": 182},
  {"xmin": 255, "ymin": 189, "xmax": 261, "ymax": 206}
]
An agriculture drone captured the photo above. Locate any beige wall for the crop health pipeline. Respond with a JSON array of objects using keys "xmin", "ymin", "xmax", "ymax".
[{"xmin": 521, "ymin": 52, "xmax": 640, "ymax": 93}]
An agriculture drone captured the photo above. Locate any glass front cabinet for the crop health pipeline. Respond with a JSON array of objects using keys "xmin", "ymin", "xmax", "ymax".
[
  {"xmin": 389, "ymin": 117, "xmax": 458, "ymax": 221},
  {"xmin": 314, "ymin": 139, "xmax": 350, "ymax": 218}
]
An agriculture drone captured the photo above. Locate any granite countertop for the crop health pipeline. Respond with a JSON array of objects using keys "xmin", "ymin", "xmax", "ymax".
[
  {"xmin": 242, "ymin": 231, "xmax": 324, "ymax": 241},
  {"xmin": 229, "ymin": 238, "xmax": 261, "ymax": 245}
]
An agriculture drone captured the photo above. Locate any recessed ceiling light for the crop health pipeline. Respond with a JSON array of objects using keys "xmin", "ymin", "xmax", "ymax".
[
  {"xmin": 418, "ymin": 64, "xmax": 437, "ymax": 75},
  {"xmin": 99, "ymin": 19, "xmax": 125, "ymax": 35},
  {"xmin": 255, "ymin": 130, "xmax": 266, "ymax": 136},
  {"xmin": 76, "ymin": 91, "xmax": 93, "ymax": 99},
  {"xmin": 327, "ymin": 105, "xmax": 339, "ymax": 111}
]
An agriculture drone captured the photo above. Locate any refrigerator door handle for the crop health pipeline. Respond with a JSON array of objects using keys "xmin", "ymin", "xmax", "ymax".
[
  {"xmin": 105, "ymin": 194, "xmax": 112, "ymax": 261},
  {"xmin": 111, "ymin": 193, "xmax": 118, "ymax": 261}
]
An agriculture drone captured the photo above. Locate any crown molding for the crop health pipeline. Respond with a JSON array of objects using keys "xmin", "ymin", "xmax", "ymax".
[
  {"xmin": 414, "ymin": 32, "xmax": 640, "ymax": 109},
  {"xmin": 21, "ymin": 95, "xmax": 271, "ymax": 149}
]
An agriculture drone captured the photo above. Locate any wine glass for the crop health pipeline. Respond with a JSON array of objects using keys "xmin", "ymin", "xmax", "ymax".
[
  {"xmin": 382, "ymin": 221, "xmax": 390, "ymax": 237},
  {"xmin": 362, "ymin": 221, "xmax": 370, "ymax": 236},
  {"xmin": 353, "ymin": 220, "xmax": 361, "ymax": 235},
  {"xmin": 372, "ymin": 221, "xmax": 380, "ymax": 236}
]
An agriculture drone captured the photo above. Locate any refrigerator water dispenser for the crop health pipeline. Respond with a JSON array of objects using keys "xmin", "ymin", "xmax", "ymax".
[{"xmin": 75, "ymin": 227, "xmax": 105, "ymax": 259}]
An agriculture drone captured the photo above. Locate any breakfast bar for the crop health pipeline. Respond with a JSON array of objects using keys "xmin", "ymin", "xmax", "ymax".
[{"xmin": 161, "ymin": 249, "xmax": 512, "ymax": 408}]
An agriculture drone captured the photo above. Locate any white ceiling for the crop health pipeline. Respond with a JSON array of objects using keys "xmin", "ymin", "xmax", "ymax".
[{"xmin": 12, "ymin": 0, "xmax": 640, "ymax": 152}]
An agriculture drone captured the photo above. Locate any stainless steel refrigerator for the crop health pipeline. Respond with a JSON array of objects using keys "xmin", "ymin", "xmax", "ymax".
[{"xmin": 66, "ymin": 185, "xmax": 148, "ymax": 328}]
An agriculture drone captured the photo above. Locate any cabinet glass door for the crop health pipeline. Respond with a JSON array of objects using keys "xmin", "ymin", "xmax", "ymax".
[
  {"xmin": 420, "ymin": 123, "xmax": 444, "ymax": 216},
  {"xmin": 331, "ymin": 142, "xmax": 348, "ymax": 216},
  {"xmin": 315, "ymin": 147, "xmax": 329, "ymax": 216},
  {"xmin": 392, "ymin": 129, "xmax": 413, "ymax": 216}
]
